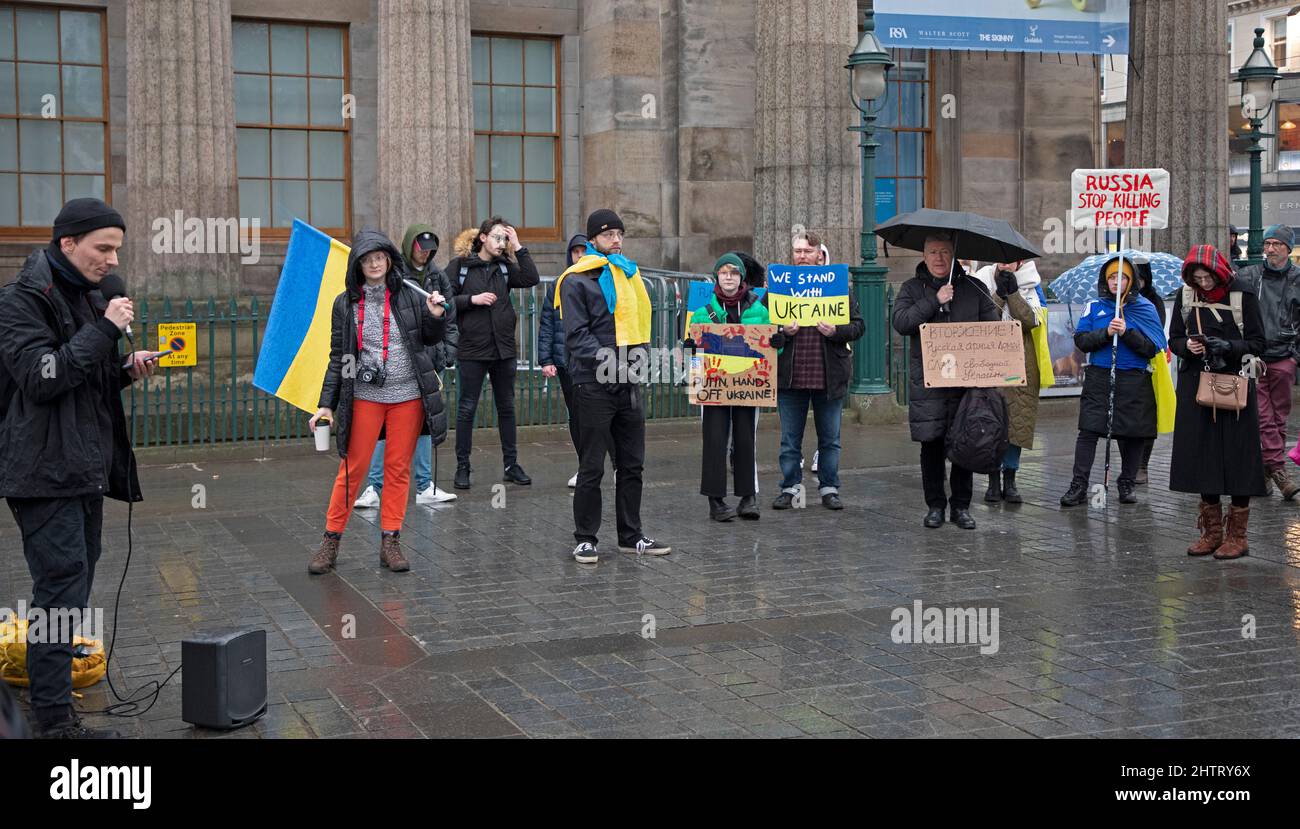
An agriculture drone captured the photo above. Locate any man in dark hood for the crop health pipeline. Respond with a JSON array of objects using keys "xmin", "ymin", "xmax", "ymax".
[
  {"xmin": 0, "ymin": 197, "xmax": 159, "ymax": 738},
  {"xmin": 539, "ymin": 233, "xmax": 588, "ymax": 485}
]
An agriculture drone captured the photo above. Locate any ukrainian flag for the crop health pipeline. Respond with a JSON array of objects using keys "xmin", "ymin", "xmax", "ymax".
[{"xmin": 253, "ymin": 219, "xmax": 350, "ymax": 413}]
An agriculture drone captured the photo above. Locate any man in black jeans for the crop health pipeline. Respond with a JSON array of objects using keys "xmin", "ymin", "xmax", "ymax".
[
  {"xmin": 446, "ymin": 215, "xmax": 539, "ymax": 488},
  {"xmin": 555, "ymin": 209, "xmax": 669, "ymax": 563},
  {"xmin": 0, "ymin": 198, "xmax": 158, "ymax": 738}
]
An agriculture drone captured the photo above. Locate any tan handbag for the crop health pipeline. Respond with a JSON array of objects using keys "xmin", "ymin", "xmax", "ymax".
[{"xmin": 1191, "ymin": 307, "xmax": 1249, "ymax": 420}]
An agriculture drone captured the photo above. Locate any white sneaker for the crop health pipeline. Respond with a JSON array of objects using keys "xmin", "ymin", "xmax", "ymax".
[
  {"xmin": 416, "ymin": 485, "xmax": 457, "ymax": 504},
  {"xmin": 354, "ymin": 485, "xmax": 380, "ymax": 508},
  {"xmin": 811, "ymin": 450, "xmax": 819, "ymax": 473},
  {"xmin": 567, "ymin": 473, "xmax": 578, "ymax": 488}
]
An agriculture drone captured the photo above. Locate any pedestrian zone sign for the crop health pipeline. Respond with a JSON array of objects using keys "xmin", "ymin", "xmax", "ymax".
[{"xmin": 157, "ymin": 322, "xmax": 197, "ymax": 367}]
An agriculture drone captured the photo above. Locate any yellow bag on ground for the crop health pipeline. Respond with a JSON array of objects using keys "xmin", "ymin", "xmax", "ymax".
[
  {"xmin": 0, "ymin": 615, "xmax": 106, "ymax": 689},
  {"xmin": 1032, "ymin": 307, "xmax": 1055, "ymax": 389},
  {"xmin": 1152, "ymin": 350, "xmax": 1175, "ymax": 434}
]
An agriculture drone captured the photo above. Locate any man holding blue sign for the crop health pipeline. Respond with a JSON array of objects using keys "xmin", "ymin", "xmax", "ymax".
[{"xmin": 770, "ymin": 232, "xmax": 864, "ymax": 511}]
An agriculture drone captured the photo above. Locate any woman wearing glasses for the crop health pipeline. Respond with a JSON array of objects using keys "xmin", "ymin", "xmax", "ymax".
[{"xmin": 308, "ymin": 229, "xmax": 449, "ymax": 575}]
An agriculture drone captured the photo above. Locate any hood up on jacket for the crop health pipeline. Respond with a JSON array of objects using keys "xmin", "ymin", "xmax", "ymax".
[
  {"xmin": 452, "ymin": 227, "xmax": 478, "ymax": 259},
  {"xmin": 1180, "ymin": 244, "xmax": 1235, "ymax": 295},
  {"xmin": 401, "ymin": 223, "xmax": 439, "ymax": 269},
  {"xmin": 734, "ymin": 251, "xmax": 766, "ymax": 288},
  {"xmin": 973, "ymin": 260, "xmax": 1042, "ymax": 314},
  {"xmin": 565, "ymin": 234, "xmax": 589, "ymax": 268},
  {"xmin": 345, "ymin": 229, "xmax": 408, "ymax": 301},
  {"xmin": 1097, "ymin": 254, "xmax": 1140, "ymax": 304}
]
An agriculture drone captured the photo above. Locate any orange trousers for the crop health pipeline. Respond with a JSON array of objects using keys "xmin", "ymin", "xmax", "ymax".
[{"xmin": 325, "ymin": 398, "xmax": 424, "ymax": 533}]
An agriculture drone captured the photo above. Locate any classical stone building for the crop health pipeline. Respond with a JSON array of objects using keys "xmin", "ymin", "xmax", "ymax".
[{"xmin": 0, "ymin": 0, "xmax": 1100, "ymax": 298}]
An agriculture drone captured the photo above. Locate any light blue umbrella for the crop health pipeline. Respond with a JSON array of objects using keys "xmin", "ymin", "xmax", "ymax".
[{"xmin": 1048, "ymin": 249, "xmax": 1184, "ymax": 304}]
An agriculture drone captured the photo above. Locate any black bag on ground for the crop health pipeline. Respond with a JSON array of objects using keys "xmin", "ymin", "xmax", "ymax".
[{"xmin": 945, "ymin": 388, "xmax": 1010, "ymax": 474}]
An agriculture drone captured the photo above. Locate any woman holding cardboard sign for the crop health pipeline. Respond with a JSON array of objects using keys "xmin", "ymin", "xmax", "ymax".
[{"xmin": 689, "ymin": 254, "xmax": 783, "ymax": 521}]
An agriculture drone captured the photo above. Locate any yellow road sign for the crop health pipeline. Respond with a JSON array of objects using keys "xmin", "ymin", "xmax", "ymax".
[{"xmin": 157, "ymin": 323, "xmax": 197, "ymax": 367}]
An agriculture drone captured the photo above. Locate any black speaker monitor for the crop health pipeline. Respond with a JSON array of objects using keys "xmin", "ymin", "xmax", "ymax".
[{"xmin": 181, "ymin": 629, "xmax": 268, "ymax": 729}]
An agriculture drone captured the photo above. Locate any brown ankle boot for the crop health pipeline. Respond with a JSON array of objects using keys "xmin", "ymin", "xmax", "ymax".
[
  {"xmin": 309, "ymin": 533, "xmax": 340, "ymax": 574},
  {"xmin": 1214, "ymin": 505, "xmax": 1250, "ymax": 560},
  {"xmin": 380, "ymin": 532, "xmax": 410, "ymax": 572},
  {"xmin": 1187, "ymin": 501, "xmax": 1223, "ymax": 556},
  {"xmin": 1270, "ymin": 466, "xmax": 1300, "ymax": 501}
]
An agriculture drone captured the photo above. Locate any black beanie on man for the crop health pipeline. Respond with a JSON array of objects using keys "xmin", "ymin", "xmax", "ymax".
[
  {"xmin": 50, "ymin": 197, "xmax": 126, "ymax": 242},
  {"xmin": 586, "ymin": 208, "xmax": 624, "ymax": 240}
]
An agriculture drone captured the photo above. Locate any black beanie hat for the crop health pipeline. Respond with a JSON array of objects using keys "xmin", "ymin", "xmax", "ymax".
[
  {"xmin": 51, "ymin": 197, "xmax": 125, "ymax": 242},
  {"xmin": 586, "ymin": 208, "xmax": 624, "ymax": 240}
]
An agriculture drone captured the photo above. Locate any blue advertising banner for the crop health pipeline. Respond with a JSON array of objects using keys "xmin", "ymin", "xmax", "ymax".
[{"xmin": 875, "ymin": 0, "xmax": 1128, "ymax": 55}]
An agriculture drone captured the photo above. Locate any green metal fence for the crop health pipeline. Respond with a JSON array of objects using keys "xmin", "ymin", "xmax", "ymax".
[
  {"xmin": 124, "ymin": 268, "xmax": 713, "ymax": 448},
  {"xmin": 885, "ymin": 284, "xmax": 910, "ymax": 407}
]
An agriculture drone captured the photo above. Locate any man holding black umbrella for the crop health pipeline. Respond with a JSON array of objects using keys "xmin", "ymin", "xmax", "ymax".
[{"xmin": 892, "ymin": 232, "xmax": 999, "ymax": 529}]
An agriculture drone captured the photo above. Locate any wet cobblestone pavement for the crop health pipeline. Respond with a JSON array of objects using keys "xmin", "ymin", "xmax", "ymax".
[{"xmin": 6, "ymin": 402, "xmax": 1300, "ymax": 739}]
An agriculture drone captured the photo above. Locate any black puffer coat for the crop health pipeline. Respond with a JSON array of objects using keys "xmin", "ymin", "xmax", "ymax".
[
  {"xmin": 891, "ymin": 263, "xmax": 999, "ymax": 442},
  {"xmin": 318, "ymin": 230, "xmax": 448, "ymax": 458}
]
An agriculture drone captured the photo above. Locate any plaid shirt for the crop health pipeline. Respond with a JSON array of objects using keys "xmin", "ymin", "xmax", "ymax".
[{"xmin": 789, "ymin": 326, "xmax": 825, "ymax": 389}]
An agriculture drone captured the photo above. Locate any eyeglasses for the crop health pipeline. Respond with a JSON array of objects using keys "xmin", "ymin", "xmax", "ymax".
[
  {"xmin": 1264, "ymin": 240, "xmax": 1288, "ymax": 248},
  {"xmin": 361, "ymin": 253, "xmax": 388, "ymax": 265},
  {"xmin": 489, "ymin": 234, "xmax": 509, "ymax": 244}
]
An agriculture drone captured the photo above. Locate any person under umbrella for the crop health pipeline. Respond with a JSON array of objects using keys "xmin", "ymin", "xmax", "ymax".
[
  {"xmin": 1169, "ymin": 245, "xmax": 1266, "ymax": 559},
  {"xmin": 1060, "ymin": 256, "xmax": 1167, "ymax": 507}
]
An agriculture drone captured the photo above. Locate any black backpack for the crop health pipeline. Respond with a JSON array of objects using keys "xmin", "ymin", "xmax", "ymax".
[{"xmin": 945, "ymin": 388, "xmax": 1009, "ymax": 474}]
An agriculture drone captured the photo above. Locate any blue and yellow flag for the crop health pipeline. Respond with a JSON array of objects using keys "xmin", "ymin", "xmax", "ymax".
[{"xmin": 253, "ymin": 220, "xmax": 350, "ymax": 413}]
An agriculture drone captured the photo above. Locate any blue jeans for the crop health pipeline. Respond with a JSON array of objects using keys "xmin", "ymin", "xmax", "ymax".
[
  {"xmin": 1002, "ymin": 444, "xmax": 1023, "ymax": 470},
  {"xmin": 777, "ymin": 389, "xmax": 843, "ymax": 495},
  {"xmin": 367, "ymin": 434, "xmax": 432, "ymax": 492}
]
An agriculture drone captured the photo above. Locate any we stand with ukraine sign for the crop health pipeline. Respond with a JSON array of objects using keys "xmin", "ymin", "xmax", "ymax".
[{"xmin": 764, "ymin": 264, "xmax": 850, "ymax": 327}]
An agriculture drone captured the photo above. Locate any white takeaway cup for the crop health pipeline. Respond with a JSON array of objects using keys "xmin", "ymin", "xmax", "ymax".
[{"xmin": 314, "ymin": 421, "xmax": 331, "ymax": 451}]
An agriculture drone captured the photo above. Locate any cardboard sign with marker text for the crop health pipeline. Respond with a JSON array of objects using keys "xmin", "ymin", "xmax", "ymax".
[
  {"xmin": 919, "ymin": 321, "xmax": 1026, "ymax": 388},
  {"xmin": 764, "ymin": 264, "xmax": 850, "ymax": 326},
  {"xmin": 688, "ymin": 323, "xmax": 778, "ymax": 407}
]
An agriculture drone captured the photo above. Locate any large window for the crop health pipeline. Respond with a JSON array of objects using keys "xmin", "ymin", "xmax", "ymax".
[
  {"xmin": 472, "ymin": 34, "xmax": 560, "ymax": 239},
  {"xmin": 1278, "ymin": 102, "xmax": 1300, "ymax": 172},
  {"xmin": 874, "ymin": 51, "xmax": 931, "ymax": 225},
  {"xmin": 233, "ymin": 20, "xmax": 349, "ymax": 235},
  {"xmin": 1271, "ymin": 16, "xmax": 1289, "ymax": 70},
  {"xmin": 1230, "ymin": 102, "xmax": 1253, "ymax": 177},
  {"xmin": 1104, "ymin": 120, "xmax": 1125, "ymax": 168},
  {"xmin": 0, "ymin": 4, "xmax": 108, "ymax": 232}
]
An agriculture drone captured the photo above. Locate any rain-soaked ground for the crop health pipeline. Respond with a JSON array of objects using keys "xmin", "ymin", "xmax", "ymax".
[{"xmin": 5, "ymin": 400, "xmax": 1300, "ymax": 739}]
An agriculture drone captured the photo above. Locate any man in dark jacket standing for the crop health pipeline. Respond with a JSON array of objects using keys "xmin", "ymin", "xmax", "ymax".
[
  {"xmin": 539, "ymin": 233, "xmax": 588, "ymax": 487},
  {"xmin": 771, "ymin": 231, "xmax": 865, "ymax": 511},
  {"xmin": 445, "ymin": 215, "xmax": 539, "ymax": 489},
  {"xmin": 555, "ymin": 209, "xmax": 670, "ymax": 564},
  {"xmin": 891, "ymin": 232, "xmax": 999, "ymax": 530},
  {"xmin": 0, "ymin": 197, "xmax": 158, "ymax": 738},
  {"xmin": 1236, "ymin": 224, "xmax": 1300, "ymax": 499}
]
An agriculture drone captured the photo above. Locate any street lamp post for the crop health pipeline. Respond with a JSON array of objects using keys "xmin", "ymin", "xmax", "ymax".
[
  {"xmin": 1236, "ymin": 27, "xmax": 1281, "ymax": 268},
  {"xmin": 847, "ymin": 10, "xmax": 895, "ymax": 396}
]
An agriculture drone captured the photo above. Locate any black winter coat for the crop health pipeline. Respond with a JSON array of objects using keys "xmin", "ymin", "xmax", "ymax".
[
  {"xmin": 318, "ymin": 231, "xmax": 448, "ymax": 458},
  {"xmin": 891, "ymin": 264, "xmax": 999, "ymax": 442},
  {"xmin": 446, "ymin": 249, "xmax": 540, "ymax": 361},
  {"xmin": 0, "ymin": 250, "xmax": 141, "ymax": 501},
  {"xmin": 409, "ymin": 262, "xmax": 458, "ymax": 370},
  {"xmin": 1234, "ymin": 260, "xmax": 1300, "ymax": 361},
  {"xmin": 558, "ymin": 270, "xmax": 638, "ymax": 386},
  {"xmin": 1168, "ymin": 287, "xmax": 1267, "ymax": 496},
  {"xmin": 773, "ymin": 292, "xmax": 865, "ymax": 399}
]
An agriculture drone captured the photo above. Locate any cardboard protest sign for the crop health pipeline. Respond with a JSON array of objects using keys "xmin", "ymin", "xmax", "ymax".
[
  {"xmin": 1070, "ymin": 168, "xmax": 1170, "ymax": 230},
  {"xmin": 688, "ymin": 323, "xmax": 778, "ymax": 407},
  {"xmin": 919, "ymin": 321, "xmax": 1026, "ymax": 388},
  {"xmin": 764, "ymin": 264, "xmax": 850, "ymax": 326}
]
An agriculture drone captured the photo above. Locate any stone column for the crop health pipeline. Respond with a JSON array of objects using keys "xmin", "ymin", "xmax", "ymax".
[
  {"xmin": 754, "ymin": 0, "xmax": 859, "ymax": 266},
  {"xmin": 1126, "ymin": 0, "xmax": 1229, "ymax": 256},
  {"xmin": 376, "ymin": 0, "xmax": 474, "ymax": 254},
  {"xmin": 125, "ymin": 0, "xmax": 239, "ymax": 298}
]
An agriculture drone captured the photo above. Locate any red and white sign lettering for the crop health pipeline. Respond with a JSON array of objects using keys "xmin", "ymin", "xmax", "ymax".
[{"xmin": 1070, "ymin": 168, "xmax": 1170, "ymax": 230}]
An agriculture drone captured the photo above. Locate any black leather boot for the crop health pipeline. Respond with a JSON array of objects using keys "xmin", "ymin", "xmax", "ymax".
[
  {"xmin": 709, "ymin": 497, "xmax": 736, "ymax": 522},
  {"xmin": 736, "ymin": 495, "xmax": 760, "ymax": 520},
  {"xmin": 984, "ymin": 473, "xmax": 1002, "ymax": 503},
  {"xmin": 1060, "ymin": 478, "xmax": 1088, "ymax": 507},
  {"xmin": 1001, "ymin": 469, "xmax": 1022, "ymax": 504}
]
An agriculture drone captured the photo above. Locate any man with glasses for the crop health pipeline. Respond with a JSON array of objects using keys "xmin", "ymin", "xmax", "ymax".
[{"xmin": 1237, "ymin": 225, "xmax": 1300, "ymax": 499}]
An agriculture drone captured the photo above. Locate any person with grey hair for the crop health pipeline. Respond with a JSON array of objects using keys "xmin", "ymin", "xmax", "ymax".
[{"xmin": 892, "ymin": 231, "xmax": 999, "ymax": 529}]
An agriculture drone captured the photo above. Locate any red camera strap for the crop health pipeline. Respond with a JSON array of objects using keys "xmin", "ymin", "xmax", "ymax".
[{"xmin": 356, "ymin": 287, "xmax": 391, "ymax": 365}]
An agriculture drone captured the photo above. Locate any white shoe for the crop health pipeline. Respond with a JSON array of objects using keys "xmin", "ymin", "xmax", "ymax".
[
  {"xmin": 416, "ymin": 485, "xmax": 457, "ymax": 504},
  {"xmin": 567, "ymin": 473, "xmax": 578, "ymax": 488},
  {"xmin": 811, "ymin": 450, "xmax": 819, "ymax": 473},
  {"xmin": 354, "ymin": 485, "xmax": 380, "ymax": 508}
]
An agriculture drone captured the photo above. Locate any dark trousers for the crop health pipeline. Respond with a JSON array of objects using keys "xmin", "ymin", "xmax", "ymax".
[
  {"xmin": 701, "ymin": 405, "xmax": 757, "ymax": 498},
  {"xmin": 7, "ymin": 495, "xmax": 103, "ymax": 724},
  {"xmin": 573, "ymin": 383, "xmax": 644, "ymax": 546},
  {"xmin": 456, "ymin": 357, "xmax": 518, "ymax": 468},
  {"xmin": 921, "ymin": 439, "xmax": 973, "ymax": 510},
  {"xmin": 556, "ymin": 366, "xmax": 580, "ymax": 452},
  {"xmin": 1071, "ymin": 430, "xmax": 1144, "ymax": 485}
]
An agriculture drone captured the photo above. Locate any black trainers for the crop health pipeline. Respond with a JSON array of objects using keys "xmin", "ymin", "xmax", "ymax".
[
  {"xmin": 1060, "ymin": 479, "xmax": 1088, "ymax": 507},
  {"xmin": 503, "ymin": 463, "xmax": 531, "ymax": 485},
  {"xmin": 822, "ymin": 493, "xmax": 844, "ymax": 510},
  {"xmin": 35, "ymin": 716, "xmax": 121, "ymax": 739},
  {"xmin": 454, "ymin": 464, "xmax": 471, "ymax": 489},
  {"xmin": 618, "ymin": 537, "xmax": 671, "ymax": 556},
  {"xmin": 571, "ymin": 542, "xmax": 599, "ymax": 564},
  {"xmin": 771, "ymin": 492, "xmax": 795, "ymax": 510}
]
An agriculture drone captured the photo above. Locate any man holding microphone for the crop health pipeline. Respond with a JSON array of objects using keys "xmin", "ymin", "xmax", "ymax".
[{"xmin": 0, "ymin": 197, "xmax": 158, "ymax": 738}]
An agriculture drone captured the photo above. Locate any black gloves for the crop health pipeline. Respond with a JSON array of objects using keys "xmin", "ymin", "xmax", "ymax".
[
  {"xmin": 995, "ymin": 269, "xmax": 1018, "ymax": 298},
  {"xmin": 1202, "ymin": 336, "xmax": 1231, "ymax": 356}
]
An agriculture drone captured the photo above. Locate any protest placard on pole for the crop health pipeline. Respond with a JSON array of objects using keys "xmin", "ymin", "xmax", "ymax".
[
  {"xmin": 1070, "ymin": 168, "xmax": 1170, "ymax": 230},
  {"xmin": 764, "ymin": 264, "xmax": 850, "ymax": 327},
  {"xmin": 919, "ymin": 321, "xmax": 1026, "ymax": 388},
  {"xmin": 687, "ymin": 323, "xmax": 778, "ymax": 407}
]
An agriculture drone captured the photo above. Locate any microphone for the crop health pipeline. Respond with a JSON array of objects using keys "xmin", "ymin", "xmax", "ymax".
[{"xmin": 99, "ymin": 273, "xmax": 134, "ymax": 345}]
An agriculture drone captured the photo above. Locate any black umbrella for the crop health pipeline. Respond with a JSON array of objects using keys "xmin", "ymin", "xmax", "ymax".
[{"xmin": 875, "ymin": 208, "xmax": 1043, "ymax": 263}]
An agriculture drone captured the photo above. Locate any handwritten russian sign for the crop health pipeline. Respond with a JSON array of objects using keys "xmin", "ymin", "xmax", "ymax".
[
  {"xmin": 1070, "ymin": 168, "xmax": 1170, "ymax": 230},
  {"xmin": 687, "ymin": 323, "xmax": 778, "ymax": 407},
  {"xmin": 919, "ymin": 321, "xmax": 1026, "ymax": 388},
  {"xmin": 764, "ymin": 264, "xmax": 850, "ymax": 326}
]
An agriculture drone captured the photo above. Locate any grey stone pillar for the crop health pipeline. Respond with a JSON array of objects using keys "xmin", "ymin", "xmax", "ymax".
[
  {"xmin": 754, "ymin": 0, "xmax": 859, "ymax": 266},
  {"xmin": 125, "ymin": 0, "xmax": 239, "ymax": 298},
  {"xmin": 376, "ymin": 0, "xmax": 474, "ymax": 253},
  {"xmin": 1126, "ymin": 0, "xmax": 1229, "ymax": 256}
]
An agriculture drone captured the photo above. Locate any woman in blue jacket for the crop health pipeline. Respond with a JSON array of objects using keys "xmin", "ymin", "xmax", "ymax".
[{"xmin": 1060, "ymin": 255, "xmax": 1167, "ymax": 507}]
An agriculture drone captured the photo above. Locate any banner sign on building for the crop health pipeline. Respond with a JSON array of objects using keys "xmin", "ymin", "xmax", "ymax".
[
  {"xmin": 1070, "ymin": 168, "xmax": 1170, "ymax": 230},
  {"xmin": 875, "ymin": 0, "xmax": 1128, "ymax": 56}
]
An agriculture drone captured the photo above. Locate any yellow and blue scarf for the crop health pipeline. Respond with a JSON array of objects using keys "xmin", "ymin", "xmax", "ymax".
[{"xmin": 554, "ymin": 242, "xmax": 652, "ymax": 346}]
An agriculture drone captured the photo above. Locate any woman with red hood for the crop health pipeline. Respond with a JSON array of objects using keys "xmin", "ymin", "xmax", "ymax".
[{"xmin": 1168, "ymin": 245, "xmax": 1267, "ymax": 560}]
